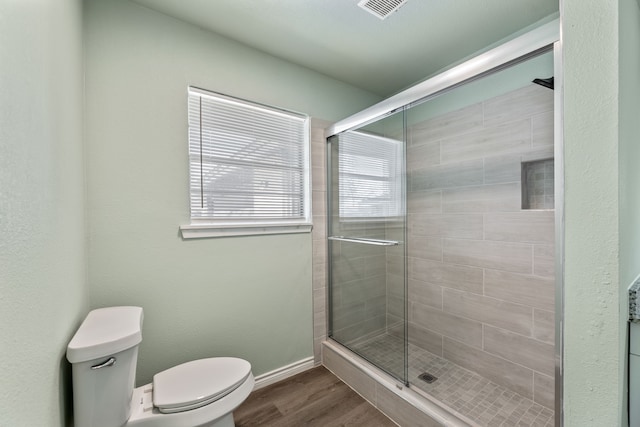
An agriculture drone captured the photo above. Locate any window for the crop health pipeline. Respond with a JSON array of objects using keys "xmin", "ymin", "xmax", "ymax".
[
  {"xmin": 180, "ymin": 87, "xmax": 311, "ymax": 238},
  {"xmin": 338, "ymin": 131, "xmax": 403, "ymax": 219}
]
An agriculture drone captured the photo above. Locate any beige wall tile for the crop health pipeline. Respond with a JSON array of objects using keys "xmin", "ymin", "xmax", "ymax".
[
  {"xmin": 386, "ymin": 313, "xmax": 404, "ymax": 333},
  {"xmin": 375, "ymin": 383, "xmax": 445, "ymax": 427},
  {"xmin": 313, "ymin": 287, "xmax": 326, "ymax": 314},
  {"xmin": 408, "ymin": 235, "xmax": 443, "ymax": 261},
  {"xmin": 386, "ymin": 293, "xmax": 404, "ymax": 319},
  {"xmin": 483, "ymin": 147, "xmax": 551, "ymax": 186},
  {"xmin": 442, "ymin": 182, "xmax": 521, "ymax": 213},
  {"xmin": 411, "ymin": 302, "xmax": 483, "ymax": 348},
  {"xmin": 312, "ymin": 261, "xmax": 326, "ymax": 290},
  {"xmin": 533, "ymin": 309, "xmax": 555, "ymax": 344},
  {"xmin": 483, "ymin": 84, "xmax": 553, "ymax": 128},
  {"xmin": 484, "ymin": 269, "xmax": 555, "ymax": 312},
  {"xmin": 534, "ymin": 244, "xmax": 556, "ymax": 277},
  {"xmin": 532, "ymin": 111, "xmax": 554, "ymax": 148},
  {"xmin": 408, "ymin": 103, "xmax": 484, "ymax": 145},
  {"xmin": 385, "ymin": 254, "xmax": 405, "ymax": 278},
  {"xmin": 334, "ymin": 277, "xmax": 385, "ymax": 310},
  {"xmin": 408, "ymin": 278, "xmax": 443, "ymax": 309},
  {"xmin": 311, "ymin": 120, "xmax": 329, "ymax": 363},
  {"xmin": 483, "ymin": 153, "xmax": 522, "ymax": 184},
  {"xmin": 332, "ymin": 295, "xmax": 364, "ymax": 321},
  {"xmin": 366, "ymin": 294, "xmax": 387, "ymax": 314},
  {"xmin": 408, "ymin": 190, "xmax": 442, "ymax": 214},
  {"xmin": 407, "ymin": 140, "xmax": 440, "ymax": 171},
  {"xmin": 385, "ymin": 221, "xmax": 405, "ymax": 241},
  {"xmin": 311, "ymin": 141, "xmax": 326, "ymax": 171},
  {"xmin": 484, "ymin": 211, "xmax": 555, "ymax": 244},
  {"xmin": 534, "ymin": 372, "xmax": 555, "ymax": 409},
  {"xmin": 331, "ymin": 257, "xmax": 365, "ymax": 287},
  {"xmin": 312, "ymin": 215, "xmax": 326, "ymax": 241},
  {"xmin": 386, "ymin": 271, "xmax": 404, "ymax": 295},
  {"xmin": 313, "ymin": 309, "xmax": 327, "ymax": 338},
  {"xmin": 443, "ymin": 288, "xmax": 533, "ymax": 335},
  {"xmin": 408, "ymin": 322, "xmax": 443, "ymax": 356},
  {"xmin": 443, "ymin": 239, "xmax": 533, "ymax": 273},
  {"xmin": 410, "ymin": 258, "xmax": 483, "ymax": 294},
  {"xmin": 312, "ymin": 238, "xmax": 327, "ymax": 261},
  {"xmin": 314, "ymin": 337, "xmax": 325, "ymax": 364},
  {"xmin": 332, "ymin": 315, "xmax": 386, "ymax": 344},
  {"xmin": 443, "ymin": 337, "xmax": 534, "ymax": 399},
  {"xmin": 483, "ymin": 325, "xmax": 555, "ymax": 376},
  {"xmin": 408, "ymin": 213, "xmax": 483, "ymax": 239},
  {"xmin": 440, "ymin": 119, "xmax": 532, "ymax": 163},
  {"xmin": 521, "ymin": 146, "xmax": 554, "ymax": 163},
  {"xmin": 363, "ymin": 255, "xmax": 386, "ymax": 279},
  {"xmin": 312, "ymin": 166, "xmax": 326, "ymax": 191},
  {"xmin": 410, "ymin": 159, "xmax": 484, "ymax": 191},
  {"xmin": 312, "ymin": 190, "xmax": 326, "ymax": 215}
]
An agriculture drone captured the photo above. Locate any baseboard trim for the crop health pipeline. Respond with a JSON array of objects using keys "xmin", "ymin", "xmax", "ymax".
[{"xmin": 253, "ymin": 357, "xmax": 315, "ymax": 390}]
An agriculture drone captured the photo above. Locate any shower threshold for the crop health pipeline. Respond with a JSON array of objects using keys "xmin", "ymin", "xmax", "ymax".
[{"xmin": 349, "ymin": 333, "xmax": 554, "ymax": 427}]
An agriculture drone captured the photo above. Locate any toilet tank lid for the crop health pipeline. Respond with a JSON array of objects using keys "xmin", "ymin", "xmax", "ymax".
[{"xmin": 67, "ymin": 306, "xmax": 143, "ymax": 363}]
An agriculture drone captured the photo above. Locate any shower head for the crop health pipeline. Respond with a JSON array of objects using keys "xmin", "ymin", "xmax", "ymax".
[{"xmin": 532, "ymin": 77, "xmax": 554, "ymax": 90}]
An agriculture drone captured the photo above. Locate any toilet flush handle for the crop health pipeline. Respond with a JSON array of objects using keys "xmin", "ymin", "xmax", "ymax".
[{"xmin": 90, "ymin": 357, "xmax": 116, "ymax": 370}]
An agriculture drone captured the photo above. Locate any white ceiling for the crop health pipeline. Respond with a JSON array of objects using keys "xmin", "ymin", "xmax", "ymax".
[{"xmin": 131, "ymin": 0, "xmax": 558, "ymax": 97}]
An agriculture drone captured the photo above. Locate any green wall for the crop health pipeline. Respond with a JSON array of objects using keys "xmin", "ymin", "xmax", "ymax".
[
  {"xmin": 1, "ymin": 1, "xmax": 638, "ymax": 424},
  {"xmin": 84, "ymin": 0, "xmax": 381, "ymax": 384},
  {"xmin": 0, "ymin": 0, "xmax": 87, "ymax": 425},
  {"xmin": 563, "ymin": 0, "xmax": 620, "ymax": 422},
  {"xmin": 618, "ymin": 0, "xmax": 640, "ymax": 426},
  {"xmin": 562, "ymin": 0, "xmax": 640, "ymax": 425}
]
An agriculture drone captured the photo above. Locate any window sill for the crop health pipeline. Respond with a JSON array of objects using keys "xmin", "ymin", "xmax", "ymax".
[{"xmin": 180, "ymin": 223, "xmax": 313, "ymax": 239}]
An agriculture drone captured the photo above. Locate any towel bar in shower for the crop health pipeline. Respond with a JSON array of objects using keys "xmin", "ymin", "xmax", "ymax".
[{"xmin": 328, "ymin": 236, "xmax": 399, "ymax": 246}]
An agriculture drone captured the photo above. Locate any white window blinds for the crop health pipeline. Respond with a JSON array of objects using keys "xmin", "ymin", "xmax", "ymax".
[
  {"xmin": 187, "ymin": 87, "xmax": 310, "ymax": 228},
  {"xmin": 338, "ymin": 131, "xmax": 403, "ymax": 219}
]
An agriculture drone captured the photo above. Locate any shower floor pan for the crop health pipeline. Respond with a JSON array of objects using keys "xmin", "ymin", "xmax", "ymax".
[{"xmin": 350, "ymin": 333, "xmax": 554, "ymax": 427}]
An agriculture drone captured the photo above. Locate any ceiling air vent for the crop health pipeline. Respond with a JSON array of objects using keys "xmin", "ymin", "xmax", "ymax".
[{"xmin": 357, "ymin": 0, "xmax": 409, "ymax": 20}]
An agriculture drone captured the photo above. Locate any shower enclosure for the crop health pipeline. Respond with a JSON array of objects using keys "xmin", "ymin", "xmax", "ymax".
[{"xmin": 326, "ymin": 21, "xmax": 561, "ymax": 427}]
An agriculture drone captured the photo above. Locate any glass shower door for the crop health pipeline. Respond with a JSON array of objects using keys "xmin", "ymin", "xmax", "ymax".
[{"xmin": 327, "ymin": 111, "xmax": 407, "ymax": 383}]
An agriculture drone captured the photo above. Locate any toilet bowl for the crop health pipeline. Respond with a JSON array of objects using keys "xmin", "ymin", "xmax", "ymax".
[{"xmin": 66, "ymin": 306, "xmax": 254, "ymax": 427}]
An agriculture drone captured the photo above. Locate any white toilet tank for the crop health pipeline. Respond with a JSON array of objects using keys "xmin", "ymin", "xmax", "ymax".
[{"xmin": 67, "ymin": 307, "xmax": 144, "ymax": 427}]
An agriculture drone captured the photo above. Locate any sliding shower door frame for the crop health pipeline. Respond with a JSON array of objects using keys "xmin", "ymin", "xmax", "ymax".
[
  {"xmin": 326, "ymin": 115, "xmax": 409, "ymax": 385},
  {"xmin": 325, "ymin": 17, "xmax": 564, "ymax": 426}
]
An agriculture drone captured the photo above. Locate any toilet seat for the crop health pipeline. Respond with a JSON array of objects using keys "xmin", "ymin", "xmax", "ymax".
[{"xmin": 153, "ymin": 357, "xmax": 252, "ymax": 414}]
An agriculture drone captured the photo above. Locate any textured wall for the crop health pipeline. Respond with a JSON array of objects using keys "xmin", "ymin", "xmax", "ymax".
[
  {"xmin": 0, "ymin": 0, "xmax": 87, "ymax": 425},
  {"xmin": 562, "ymin": 0, "xmax": 621, "ymax": 425},
  {"xmin": 618, "ymin": 1, "xmax": 640, "ymax": 424},
  {"xmin": 84, "ymin": 0, "xmax": 380, "ymax": 384}
]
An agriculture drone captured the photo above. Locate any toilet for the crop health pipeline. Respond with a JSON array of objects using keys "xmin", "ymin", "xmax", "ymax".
[{"xmin": 66, "ymin": 306, "xmax": 254, "ymax": 427}]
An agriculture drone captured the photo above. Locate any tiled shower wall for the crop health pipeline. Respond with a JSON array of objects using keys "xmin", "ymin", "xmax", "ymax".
[
  {"xmin": 311, "ymin": 118, "xmax": 330, "ymax": 364},
  {"xmin": 403, "ymin": 84, "xmax": 555, "ymax": 409}
]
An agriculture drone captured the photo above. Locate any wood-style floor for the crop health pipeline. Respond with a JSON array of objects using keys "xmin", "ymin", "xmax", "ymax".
[{"xmin": 234, "ymin": 366, "xmax": 397, "ymax": 427}]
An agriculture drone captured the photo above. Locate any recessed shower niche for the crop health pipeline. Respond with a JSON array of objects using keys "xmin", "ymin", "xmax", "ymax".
[{"xmin": 522, "ymin": 158, "xmax": 555, "ymax": 210}]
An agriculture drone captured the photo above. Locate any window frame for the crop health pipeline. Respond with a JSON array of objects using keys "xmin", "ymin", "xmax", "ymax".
[{"xmin": 180, "ymin": 87, "xmax": 312, "ymax": 239}]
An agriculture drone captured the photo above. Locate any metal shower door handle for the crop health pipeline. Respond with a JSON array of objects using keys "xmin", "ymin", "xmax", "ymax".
[{"xmin": 328, "ymin": 236, "xmax": 399, "ymax": 246}]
